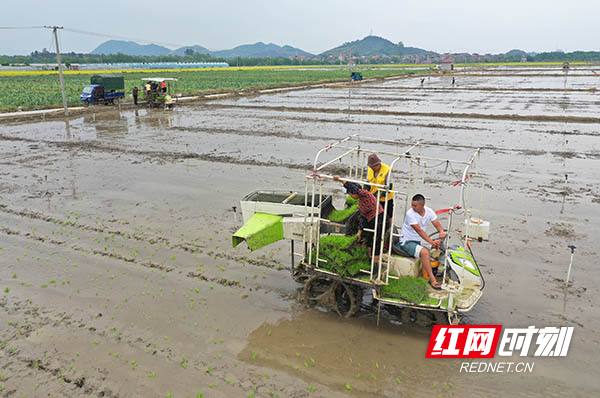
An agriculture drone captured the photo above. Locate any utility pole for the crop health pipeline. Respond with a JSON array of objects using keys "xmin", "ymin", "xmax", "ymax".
[
  {"xmin": 45, "ymin": 26, "xmax": 68, "ymax": 116},
  {"xmin": 349, "ymin": 47, "xmax": 352, "ymax": 73}
]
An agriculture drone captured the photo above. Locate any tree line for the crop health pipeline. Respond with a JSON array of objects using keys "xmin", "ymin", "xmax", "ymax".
[{"xmin": 2, "ymin": 49, "xmax": 600, "ymax": 67}]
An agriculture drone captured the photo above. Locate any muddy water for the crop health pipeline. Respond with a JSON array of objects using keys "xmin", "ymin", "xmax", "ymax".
[
  {"xmin": 215, "ymin": 87, "xmax": 600, "ymax": 118},
  {"xmin": 1, "ymin": 68, "xmax": 599, "ymax": 397}
]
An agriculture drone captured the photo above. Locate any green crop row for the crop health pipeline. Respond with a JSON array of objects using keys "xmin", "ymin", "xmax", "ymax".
[{"xmin": 0, "ymin": 68, "xmax": 428, "ymax": 112}]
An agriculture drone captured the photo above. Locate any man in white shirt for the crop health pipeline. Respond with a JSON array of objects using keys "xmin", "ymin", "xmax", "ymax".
[{"xmin": 393, "ymin": 194, "xmax": 447, "ymax": 289}]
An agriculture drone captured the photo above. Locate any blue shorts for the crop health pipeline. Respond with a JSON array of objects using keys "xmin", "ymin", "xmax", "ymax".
[{"xmin": 392, "ymin": 240, "xmax": 423, "ymax": 258}]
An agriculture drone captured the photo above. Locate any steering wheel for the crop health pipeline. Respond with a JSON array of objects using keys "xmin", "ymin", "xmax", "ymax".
[{"xmin": 426, "ymin": 230, "xmax": 448, "ymax": 256}]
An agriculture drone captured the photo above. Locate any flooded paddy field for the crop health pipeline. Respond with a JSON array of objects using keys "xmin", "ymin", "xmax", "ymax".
[{"xmin": 1, "ymin": 67, "xmax": 599, "ymax": 397}]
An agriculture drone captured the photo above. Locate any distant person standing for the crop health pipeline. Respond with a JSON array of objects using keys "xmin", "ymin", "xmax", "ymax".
[
  {"xmin": 420, "ymin": 78, "xmax": 425, "ymax": 87},
  {"xmin": 452, "ymin": 77, "xmax": 456, "ymax": 87},
  {"xmin": 132, "ymin": 86, "xmax": 139, "ymax": 105}
]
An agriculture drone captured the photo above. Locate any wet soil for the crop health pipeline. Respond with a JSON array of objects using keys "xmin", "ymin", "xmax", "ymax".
[{"xmin": 1, "ymin": 65, "xmax": 599, "ymax": 397}]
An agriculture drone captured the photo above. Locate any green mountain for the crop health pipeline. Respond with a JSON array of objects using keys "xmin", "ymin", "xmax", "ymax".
[
  {"xmin": 91, "ymin": 40, "xmax": 172, "ymax": 56},
  {"xmin": 211, "ymin": 42, "xmax": 313, "ymax": 58},
  {"xmin": 320, "ymin": 35, "xmax": 434, "ymax": 58},
  {"xmin": 90, "ymin": 40, "xmax": 312, "ymax": 58},
  {"xmin": 172, "ymin": 45, "xmax": 212, "ymax": 56},
  {"xmin": 504, "ymin": 49, "xmax": 527, "ymax": 57}
]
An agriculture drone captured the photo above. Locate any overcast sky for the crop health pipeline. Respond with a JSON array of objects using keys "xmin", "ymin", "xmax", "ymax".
[{"xmin": 1, "ymin": 0, "xmax": 598, "ymax": 55}]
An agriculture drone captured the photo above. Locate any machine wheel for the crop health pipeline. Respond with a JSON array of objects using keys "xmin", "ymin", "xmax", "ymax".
[
  {"xmin": 300, "ymin": 275, "xmax": 332, "ymax": 307},
  {"xmin": 333, "ymin": 281, "xmax": 359, "ymax": 318},
  {"xmin": 300, "ymin": 276, "xmax": 359, "ymax": 318},
  {"xmin": 292, "ymin": 269, "xmax": 310, "ymax": 284}
]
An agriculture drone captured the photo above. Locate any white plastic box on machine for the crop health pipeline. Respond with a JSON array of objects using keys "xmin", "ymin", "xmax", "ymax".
[{"xmin": 464, "ymin": 217, "xmax": 490, "ymax": 241}]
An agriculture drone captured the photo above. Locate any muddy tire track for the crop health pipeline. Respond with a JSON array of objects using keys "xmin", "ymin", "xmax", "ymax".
[
  {"xmin": 357, "ymin": 86, "xmax": 599, "ymax": 93},
  {"xmin": 0, "ymin": 297, "xmax": 265, "ymax": 397},
  {"xmin": 442, "ymin": 73, "xmax": 600, "ymax": 77},
  {"xmin": 4, "ymin": 125, "xmax": 598, "ymax": 177},
  {"xmin": 0, "ymin": 225, "xmax": 175, "ymax": 273},
  {"xmin": 0, "ymin": 298, "xmax": 120, "ymax": 397},
  {"xmin": 0, "ymin": 132, "xmax": 366, "ymax": 170},
  {"xmin": 0, "ymin": 204, "xmax": 284, "ymax": 273},
  {"xmin": 252, "ymin": 113, "xmax": 488, "ymax": 130},
  {"xmin": 1, "ymin": 220, "xmax": 249, "ymax": 294},
  {"xmin": 204, "ymin": 103, "xmax": 600, "ymax": 124}
]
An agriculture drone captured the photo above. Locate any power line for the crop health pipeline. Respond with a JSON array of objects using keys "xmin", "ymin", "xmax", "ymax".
[
  {"xmin": 0, "ymin": 26, "xmax": 46, "ymax": 29},
  {"xmin": 63, "ymin": 28, "xmax": 187, "ymax": 49},
  {"xmin": 2, "ymin": 25, "xmax": 192, "ymax": 51}
]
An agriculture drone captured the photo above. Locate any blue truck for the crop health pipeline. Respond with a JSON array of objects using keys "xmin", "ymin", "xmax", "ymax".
[{"xmin": 80, "ymin": 74, "xmax": 125, "ymax": 105}]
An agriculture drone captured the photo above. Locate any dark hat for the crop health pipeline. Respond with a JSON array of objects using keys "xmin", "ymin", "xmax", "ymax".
[
  {"xmin": 368, "ymin": 153, "xmax": 381, "ymax": 168},
  {"xmin": 344, "ymin": 182, "xmax": 361, "ymax": 195}
]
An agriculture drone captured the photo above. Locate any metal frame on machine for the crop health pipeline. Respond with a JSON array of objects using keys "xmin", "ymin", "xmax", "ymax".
[{"xmin": 299, "ymin": 135, "xmax": 483, "ymax": 294}]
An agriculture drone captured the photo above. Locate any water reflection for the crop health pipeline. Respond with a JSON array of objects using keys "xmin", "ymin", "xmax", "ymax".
[
  {"xmin": 238, "ymin": 308, "xmax": 459, "ymax": 396},
  {"xmin": 83, "ymin": 111, "xmax": 129, "ymax": 137},
  {"xmin": 138, "ymin": 109, "xmax": 175, "ymax": 129},
  {"xmin": 64, "ymin": 119, "xmax": 71, "ymax": 140}
]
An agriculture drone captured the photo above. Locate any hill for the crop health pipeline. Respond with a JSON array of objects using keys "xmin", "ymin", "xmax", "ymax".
[
  {"xmin": 320, "ymin": 35, "xmax": 434, "ymax": 58},
  {"xmin": 505, "ymin": 49, "xmax": 527, "ymax": 57},
  {"xmin": 91, "ymin": 40, "xmax": 172, "ymax": 56},
  {"xmin": 172, "ymin": 45, "xmax": 211, "ymax": 56},
  {"xmin": 211, "ymin": 42, "xmax": 313, "ymax": 58},
  {"xmin": 90, "ymin": 40, "xmax": 312, "ymax": 59}
]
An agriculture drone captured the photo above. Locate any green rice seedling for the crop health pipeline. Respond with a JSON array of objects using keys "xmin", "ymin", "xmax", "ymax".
[
  {"xmin": 327, "ymin": 196, "xmax": 359, "ymax": 223},
  {"xmin": 380, "ymin": 277, "xmax": 430, "ymax": 303},
  {"xmin": 312, "ymin": 234, "xmax": 370, "ymax": 276}
]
